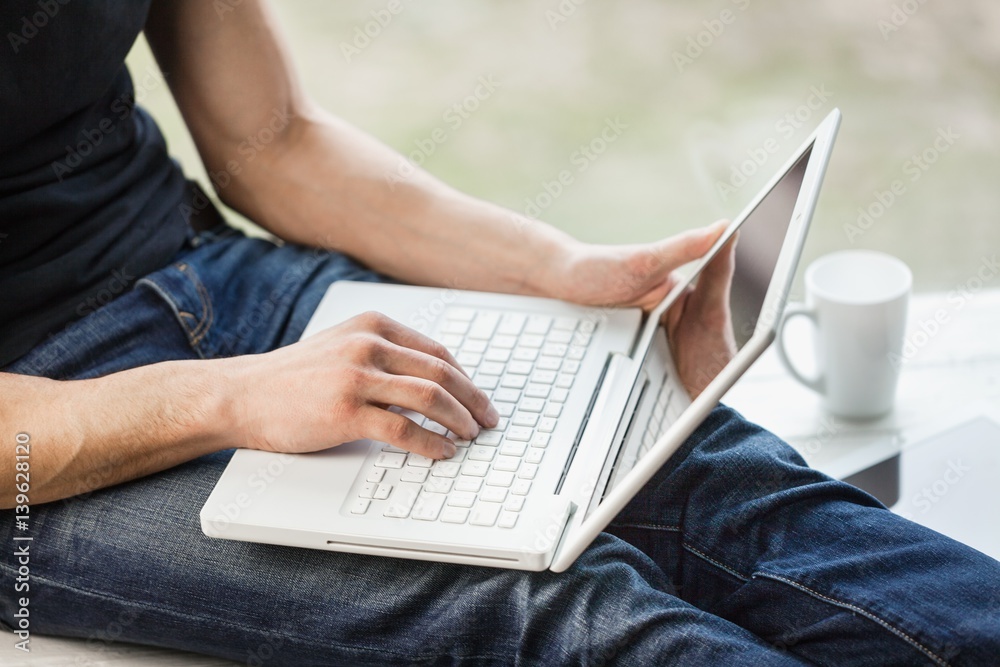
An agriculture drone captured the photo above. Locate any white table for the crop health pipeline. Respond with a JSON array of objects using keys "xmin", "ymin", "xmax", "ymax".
[{"xmin": 726, "ymin": 288, "xmax": 1000, "ymax": 503}]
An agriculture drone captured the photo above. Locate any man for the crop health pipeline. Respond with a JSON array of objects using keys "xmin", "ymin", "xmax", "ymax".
[{"xmin": 1, "ymin": 1, "xmax": 998, "ymax": 665}]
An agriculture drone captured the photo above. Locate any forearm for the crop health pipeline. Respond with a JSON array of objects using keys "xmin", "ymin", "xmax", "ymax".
[
  {"xmin": 0, "ymin": 362, "xmax": 234, "ymax": 508},
  {"xmin": 220, "ymin": 110, "xmax": 580, "ymax": 298}
]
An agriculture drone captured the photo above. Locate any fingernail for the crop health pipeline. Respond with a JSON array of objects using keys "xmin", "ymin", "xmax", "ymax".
[
  {"xmin": 468, "ymin": 422, "xmax": 481, "ymax": 440},
  {"xmin": 485, "ymin": 404, "xmax": 499, "ymax": 427},
  {"xmin": 441, "ymin": 441, "xmax": 457, "ymax": 458}
]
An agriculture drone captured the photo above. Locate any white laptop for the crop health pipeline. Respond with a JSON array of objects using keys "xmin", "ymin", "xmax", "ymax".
[{"xmin": 201, "ymin": 109, "xmax": 842, "ymax": 572}]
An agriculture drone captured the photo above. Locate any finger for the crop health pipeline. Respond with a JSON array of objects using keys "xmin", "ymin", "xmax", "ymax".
[
  {"xmin": 375, "ymin": 343, "xmax": 497, "ymax": 430},
  {"xmin": 357, "ymin": 312, "xmax": 466, "ymax": 377},
  {"xmin": 362, "ymin": 407, "xmax": 457, "ymax": 459},
  {"xmin": 641, "ymin": 220, "xmax": 730, "ymax": 281},
  {"xmin": 368, "ymin": 371, "xmax": 481, "ymax": 441},
  {"xmin": 693, "ymin": 230, "xmax": 738, "ymax": 308}
]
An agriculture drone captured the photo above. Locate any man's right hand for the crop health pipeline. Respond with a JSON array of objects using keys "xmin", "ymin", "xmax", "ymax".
[{"xmin": 222, "ymin": 312, "xmax": 498, "ymax": 460}]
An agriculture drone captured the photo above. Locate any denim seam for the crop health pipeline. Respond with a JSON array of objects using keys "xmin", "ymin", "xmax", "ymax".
[
  {"xmin": 135, "ymin": 277, "xmax": 207, "ymax": 359},
  {"xmin": 3, "ymin": 567, "xmax": 507, "ymax": 663},
  {"xmin": 176, "ymin": 263, "xmax": 213, "ymax": 344},
  {"xmin": 681, "ymin": 542, "xmax": 750, "ymax": 583},
  {"xmin": 755, "ymin": 572, "xmax": 949, "ymax": 667},
  {"xmin": 607, "ymin": 522, "xmax": 681, "ymax": 533}
]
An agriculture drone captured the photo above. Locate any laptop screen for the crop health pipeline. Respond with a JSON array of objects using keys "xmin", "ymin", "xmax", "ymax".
[{"xmin": 729, "ymin": 146, "xmax": 812, "ymax": 347}]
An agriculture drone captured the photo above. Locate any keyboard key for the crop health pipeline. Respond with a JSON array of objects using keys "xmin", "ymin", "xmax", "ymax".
[
  {"xmin": 579, "ymin": 320, "xmax": 597, "ymax": 333},
  {"xmin": 501, "ymin": 374, "xmax": 527, "ymax": 389},
  {"xmin": 359, "ymin": 482, "xmax": 377, "ymax": 499},
  {"xmin": 440, "ymin": 506, "xmax": 470, "ymax": 524},
  {"xmin": 535, "ymin": 357, "xmax": 562, "ymax": 371},
  {"xmin": 493, "ymin": 388, "xmax": 521, "ymax": 404},
  {"xmin": 486, "ymin": 471, "xmax": 515, "ymax": 487},
  {"xmin": 493, "ymin": 455, "xmax": 520, "ymax": 472},
  {"xmin": 546, "ymin": 330, "xmax": 573, "ymax": 344},
  {"xmin": 512, "ymin": 347, "xmax": 538, "ymax": 362},
  {"xmin": 541, "ymin": 343, "xmax": 567, "ymax": 357},
  {"xmin": 507, "ymin": 360, "xmax": 534, "ymax": 375},
  {"xmin": 572, "ymin": 332, "xmax": 592, "ymax": 347},
  {"xmin": 474, "ymin": 431, "xmax": 502, "ymax": 446},
  {"xmin": 468, "ymin": 445, "xmax": 496, "ymax": 462},
  {"xmin": 500, "ymin": 440, "xmax": 527, "ymax": 457},
  {"xmin": 431, "ymin": 461, "xmax": 461, "ymax": 478},
  {"xmin": 524, "ymin": 315, "xmax": 552, "ymax": 335},
  {"xmin": 519, "ymin": 397, "xmax": 545, "ymax": 413},
  {"xmin": 452, "ymin": 437, "xmax": 472, "ymax": 448},
  {"xmin": 474, "ymin": 374, "xmax": 500, "ymax": 390},
  {"xmin": 383, "ymin": 483, "xmax": 421, "ymax": 517},
  {"xmin": 553, "ymin": 316, "xmax": 578, "ymax": 331},
  {"xmin": 497, "ymin": 313, "xmax": 526, "ymax": 335},
  {"xmin": 411, "ymin": 493, "xmax": 446, "ymax": 521},
  {"xmin": 441, "ymin": 320, "xmax": 469, "ymax": 334},
  {"xmin": 462, "ymin": 339, "xmax": 488, "ymax": 354},
  {"xmin": 494, "ymin": 401, "xmax": 516, "ymax": 417},
  {"xmin": 525, "ymin": 384, "xmax": 550, "ymax": 399},
  {"xmin": 374, "ymin": 483, "xmax": 392, "ymax": 500},
  {"xmin": 408, "ymin": 454, "xmax": 435, "ymax": 468},
  {"xmin": 517, "ymin": 464, "xmax": 538, "ymax": 480},
  {"xmin": 568, "ymin": 346, "xmax": 586, "ymax": 360},
  {"xmin": 425, "ymin": 478, "xmax": 453, "ymax": 494},
  {"xmin": 381, "ymin": 442, "xmax": 407, "ymax": 453},
  {"xmin": 423, "ymin": 420, "xmax": 449, "ymax": 436},
  {"xmin": 511, "ymin": 479, "xmax": 532, "ymax": 496},
  {"xmin": 498, "ymin": 511, "xmax": 519, "ymax": 529},
  {"xmin": 504, "ymin": 495, "xmax": 526, "ymax": 512},
  {"xmin": 447, "ymin": 491, "xmax": 477, "ymax": 508},
  {"xmin": 506, "ymin": 426, "xmax": 533, "ymax": 441},
  {"xmin": 532, "ymin": 370, "xmax": 557, "ymax": 385},
  {"xmin": 400, "ymin": 467, "xmax": 429, "ymax": 483},
  {"xmin": 555, "ymin": 374, "xmax": 574, "ymax": 389},
  {"xmin": 543, "ymin": 403, "xmax": 562, "ymax": 418},
  {"xmin": 374, "ymin": 452, "xmax": 407, "ymax": 469},
  {"xmin": 561, "ymin": 360, "xmax": 581, "ymax": 374},
  {"xmin": 440, "ymin": 333, "xmax": 464, "ymax": 348},
  {"xmin": 512, "ymin": 412, "xmax": 539, "ymax": 427},
  {"xmin": 492, "ymin": 334, "xmax": 517, "ymax": 349},
  {"xmin": 468, "ymin": 312, "xmax": 500, "ymax": 339},
  {"xmin": 455, "ymin": 476, "xmax": 483, "ymax": 493},
  {"xmin": 350, "ymin": 498, "xmax": 371, "ymax": 515},
  {"xmin": 479, "ymin": 361, "xmax": 506, "ymax": 376},
  {"xmin": 481, "ymin": 486, "xmax": 508, "ymax": 503},
  {"xmin": 549, "ymin": 388, "xmax": 569, "ymax": 403},
  {"xmin": 485, "ymin": 347, "xmax": 511, "ymax": 362},
  {"xmin": 520, "ymin": 334, "xmax": 545, "ymax": 348},
  {"xmin": 447, "ymin": 448, "xmax": 467, "ymax": 462},
  {"xmin": 538, "ymin": 418, "xmax": 557, "ymax": 433},
  {"xmin": 470, "ymin": 502, "xmax": 503, "ymax": 526},
  {"xmin": 462, "ymin": 461, "xmax": 490, "ymax": 477},
  {"xmin": 525, "ymin": 448, "xmax": 544, "ymax": 464},
  {"xmin": 457, "ymin": 352, "xmax": 482, "ymax": 369},
  {"xmin": 365, "ymin": 469, "xmax": 385, "ymax": 483},
  {"xmin": 529, "ymin": 433, "xmax": 550, "ymax": 448}
]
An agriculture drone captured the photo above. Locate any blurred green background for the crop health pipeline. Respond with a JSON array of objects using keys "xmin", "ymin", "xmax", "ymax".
[{"xmin": 128, "ymin": 0, "xmax": 1000, "ymax": 294}]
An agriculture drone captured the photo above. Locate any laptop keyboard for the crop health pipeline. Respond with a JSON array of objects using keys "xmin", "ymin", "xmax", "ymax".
[
  {"xmin": 347, "ymin": 308, "xmax": 596, "ymax": 529},
  {"xmin": 637, "ymin": 370, "xmax": 686, "ymax": 459}
]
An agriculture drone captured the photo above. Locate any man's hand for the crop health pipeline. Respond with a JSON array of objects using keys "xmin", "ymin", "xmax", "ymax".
[
  {"xmin": 221, "ymin": 312, "xmax": 498, "ymax": 460},
  {"xmin": 663, "ymin": 231, "xmax": 739, "ymax": 399},
  {"xmin": 551, "ymin": 221, "xmax": 730, "ymax": 311}
]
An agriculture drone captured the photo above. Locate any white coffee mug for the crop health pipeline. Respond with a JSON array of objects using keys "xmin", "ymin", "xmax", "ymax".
[{"xmin": 776, "ymin": 250, "xmax": 912, "ymax": 419}]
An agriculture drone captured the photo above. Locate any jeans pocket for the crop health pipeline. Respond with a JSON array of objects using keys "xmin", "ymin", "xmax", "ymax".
[{"xmin": 137, "ymin": 261, "xmax": 215, "ymax": 358}]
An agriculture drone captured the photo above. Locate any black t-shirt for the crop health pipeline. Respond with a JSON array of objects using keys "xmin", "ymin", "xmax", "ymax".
[{"xmin": 0, "ymin": 0, "xmax": 190, "ymax": 367}]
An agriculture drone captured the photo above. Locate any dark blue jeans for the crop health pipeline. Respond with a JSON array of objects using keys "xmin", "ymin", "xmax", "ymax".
[{"xmin": 3, "ymin": 225, "xmax": 999, "ymax": 666}]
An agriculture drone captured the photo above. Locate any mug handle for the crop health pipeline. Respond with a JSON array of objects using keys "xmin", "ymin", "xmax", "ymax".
[{"xmin": 775, "ymin": 304, "xmax": 825, "ymax": 394}]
